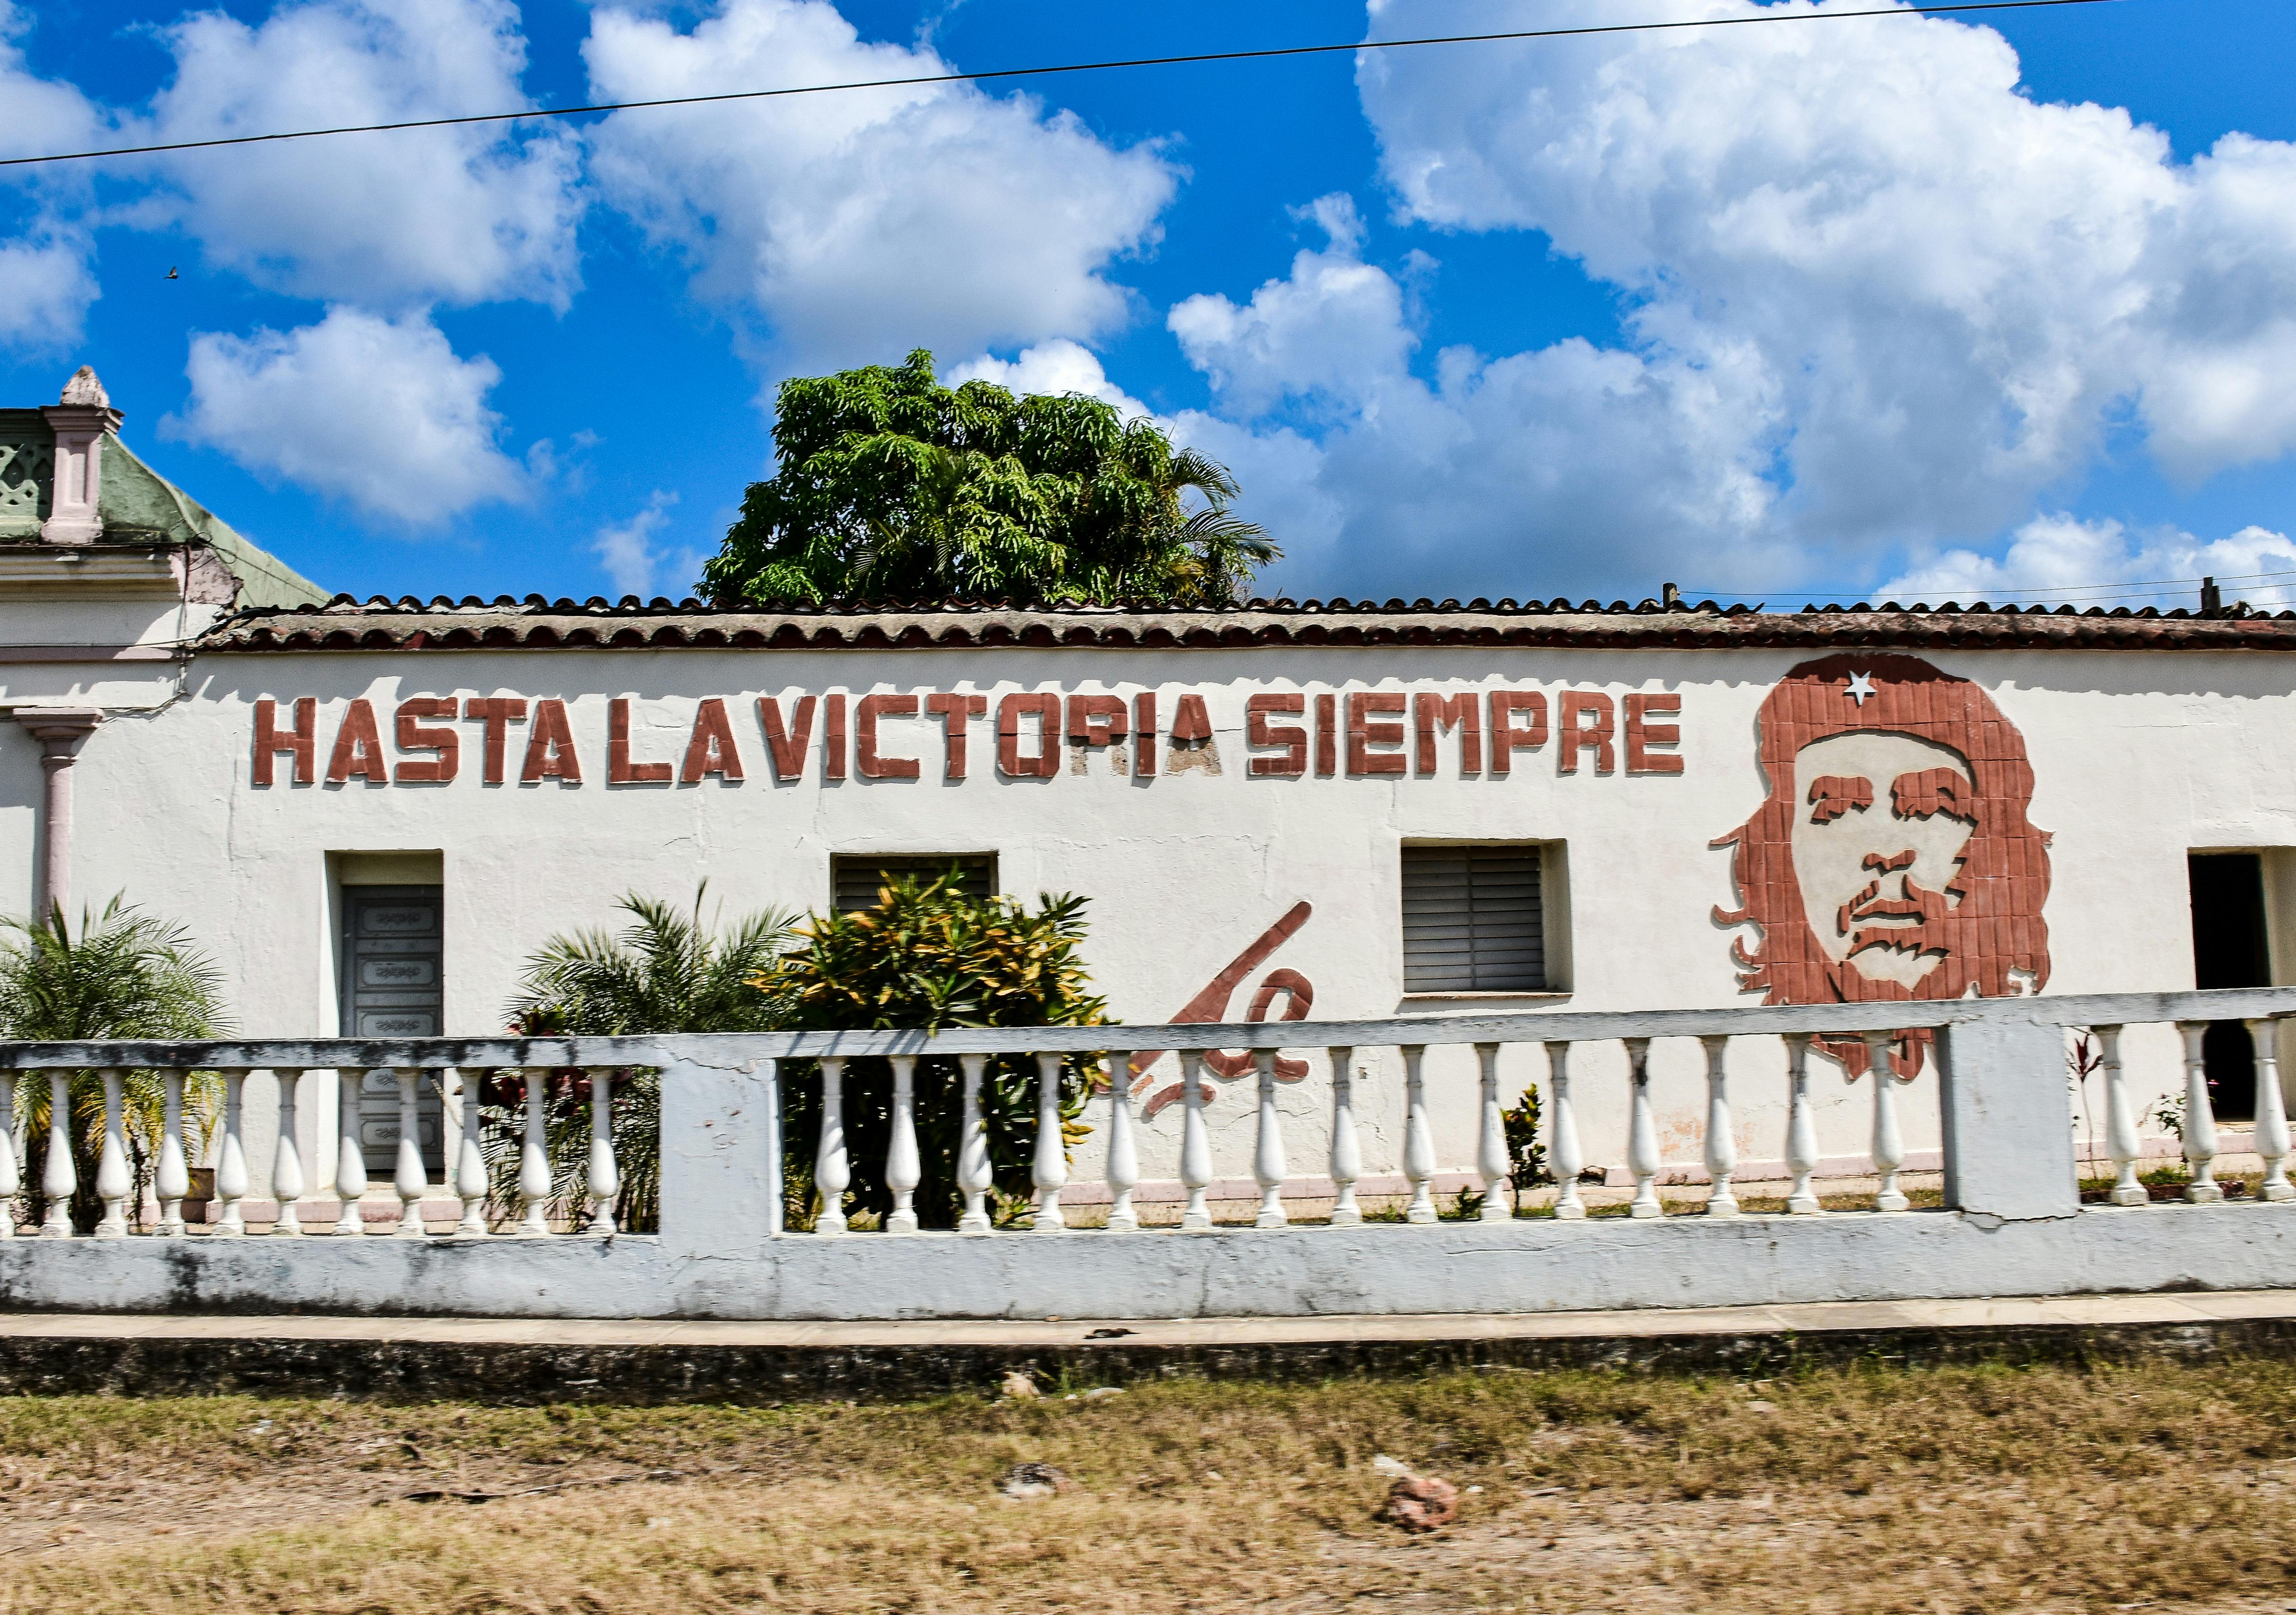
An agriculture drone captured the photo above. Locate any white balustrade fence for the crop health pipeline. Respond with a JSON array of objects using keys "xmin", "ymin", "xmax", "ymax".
[
  {"xmin": 0, "ymin": 992, "xmax": 2286, "ymax": 1325},
  {"xmin": 0, "ymin": 990, "xmax": 2290, "ymax": 1245}
]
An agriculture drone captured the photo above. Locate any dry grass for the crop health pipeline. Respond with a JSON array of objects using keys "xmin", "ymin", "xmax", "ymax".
[{"xmin": 1, "ymin": 1356, "xmax": 2293, "ymax": 1613}]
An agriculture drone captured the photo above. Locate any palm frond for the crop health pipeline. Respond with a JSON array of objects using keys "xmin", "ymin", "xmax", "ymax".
[{"xmin": 0, "ymin": 897, "xmax": 230, "ymax": 1233}]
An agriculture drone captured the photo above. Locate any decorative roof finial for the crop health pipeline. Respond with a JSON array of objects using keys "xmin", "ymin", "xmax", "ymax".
[{"xmin": 58, "ymin": 366, "xmax": 108, "ymax": 408}]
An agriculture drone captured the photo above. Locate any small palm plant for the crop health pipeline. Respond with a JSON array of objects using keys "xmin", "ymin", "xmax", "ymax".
[
  {"xmin": 0, "ymin": 900, "xmax": 227, "ymax": 1233},
  {"xmin": 498, "ymin": 887, "xmax": 797, "ymax": 1232}
]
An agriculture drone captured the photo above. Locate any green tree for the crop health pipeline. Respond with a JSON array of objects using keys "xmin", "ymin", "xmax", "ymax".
[
  {"xmin": 0, "ymin": 900, "xmax": 227, "ymax": 1233},
  {"xmin": 701, "ymin": 349, "xmax": 1277, "ymax": 608},
  {"xmin": 757, "ymin": 868, "xmax": 1110, "ymax": 1230},
  {"xmin": 500, "ymin": 887, "xmax": 798, "ymax": 1232}
]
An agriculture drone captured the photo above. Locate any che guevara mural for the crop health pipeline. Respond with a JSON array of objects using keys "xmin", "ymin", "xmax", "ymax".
[{"xmin": 1713, "ymin": 653, "xmax": 2053, "ymax": 1079}]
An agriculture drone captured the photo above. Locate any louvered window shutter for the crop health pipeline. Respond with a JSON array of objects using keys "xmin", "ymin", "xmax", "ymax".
[
  {"xmin": 1401, "ymin": 845, "xmax": 1545, "ymax": 992},
  {"xmin": 831, "ymin": 853, "xmax": 998, "ymax": 911}
]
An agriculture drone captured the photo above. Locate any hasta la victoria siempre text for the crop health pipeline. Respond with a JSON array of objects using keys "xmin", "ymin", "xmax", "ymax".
[{"xmin": 249, "ymin": 686, "xmax": 1686, "ymax": 788}]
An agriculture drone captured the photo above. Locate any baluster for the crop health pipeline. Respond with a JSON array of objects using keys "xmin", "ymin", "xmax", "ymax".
[
  {"xmin": 1547, "ymin": 1041, "xmax": 1585, "ymax": 1219},
  {"xmin": 2174, "ymin": 1021, "xmax": 2222, "ymax": 1203},
  {"xmin": 814, "ymin": 1057, "xmax": 849, "ymax": 1234},
  {"xmin": 1031, "ymin": 1052, "xmax": 1067, "ymax": 1232},
  {"xmin": 955, "ymin": 1054, "xmax": 992, "ymax": 1232},
  {"xmin": 764, "ymin": 1058, "xmax": 786, "ymax": 1237},
  {"xmin": 94, "ymin": 1069, "xmax": 130, "ymax": 1237},
  {"xmin": 1402, "ymin": 1045, "xmax": 1436, "ymax": 1223},
  {"xmin": 452, "ymin": 1069, "xmax": 490, "ymax": 1236},
  {"xmin": 1784, "ymin": 1034, "xmax": 1821, "ymax": 1215},
  {"xmin": 1701, "ymin": 1037, "xmax": 1738, "ymax": 1218},
  {"xmin": 1105, "ymin": 1054, "xmax": 1141, "ymax": 1232},
  {"xmin": 2249, "ymin": 1019, "xmax": 2293, "ymax": 1202},
  {"xmin": 2096, "ymin": 1026, "xmax": 2144, "ymax": 1206},
  {"xmin": 153, "ymin": 1069, "xmax": 189, "ymax": 1236},
  {"xmin": 1861, "ymin": 1031, "xmax": 1909, "ymax": 1212},
  {"xmin": 334, "ymin": 1068, "xmax": 368, "ymax": 1234},
  {"xmin": 214, "ymin": 1069, "xmax": 249, "ymax": 1236},
  {"xmin": 1625, "ymin": 1038, "xmax": 1662, "ymax": 1218},
  {"xmin": 1473, "ymin": 1043, "xmax": 1508, "ymax": 1222},
  {"xmin": 38, "ymin": 1070, "xmax": 73, "ymax": 1237},
  {"xmin": 1179, "ymin": 1050, "xmax": 1214, "ymax": 1230},
  {"xmin": 1252, "ymin": 1049, "xmax": 1288, "ymax": 1228},
  {"xmin": 0, "ymin": 1072, "xmax": 17, "ymax": 1236},
  {"xmin": 884, "ymin": 1056, "xmax": 920, "ymax": 1235},
  {"xmin": 1328, "ymin": 1047, "xmax": 1362, "ymax": 1227},
  {"xmin": 269, "ymin": 1070, "xmax": 305, "ymax": 1235},
  {"xmin": 516, "ymin": 1067, "xmax": 554, "ymax": 1236},
  {"xmin": 585, "ymin": 1068, "xmax": 620, "ymax": 1237},
  {"xmin": 392, "ymin": 1067, "xmax": 428, "ymax": 1237}
]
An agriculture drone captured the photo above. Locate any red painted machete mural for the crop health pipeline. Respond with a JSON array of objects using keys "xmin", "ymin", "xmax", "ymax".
[{"xmin": 1119, "ymin": 901, "xmax": 1316, "ymax": 1119}]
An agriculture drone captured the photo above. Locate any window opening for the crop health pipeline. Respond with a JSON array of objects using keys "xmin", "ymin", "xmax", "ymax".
[
  {"xmin": 831, "ymin": 853, "xmax": 997, "ymax": 912},
  {"xmin": 1402, "ymin": 844, "xmax": 1545, "ymax": 993}
]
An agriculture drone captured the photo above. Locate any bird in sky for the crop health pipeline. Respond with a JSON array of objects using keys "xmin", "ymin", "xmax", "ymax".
[{"xmin": 165, "ymin": 266, "xmax": 178, "ymax": 279}]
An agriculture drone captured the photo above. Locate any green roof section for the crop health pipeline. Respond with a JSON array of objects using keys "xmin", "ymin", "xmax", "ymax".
[
  {"xmin": 0, "ymin": 373, "xmax": 329, "ymax": 607},
  {"xmin": 98, "ymin": 434, "xmax": 330, "ymax": 609}
]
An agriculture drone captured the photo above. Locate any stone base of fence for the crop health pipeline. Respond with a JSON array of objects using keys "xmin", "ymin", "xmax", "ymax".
[
  {"xmin": 3, "ymin": 1203, "xmax": 2294, "ymax": 1322},
  {"xmin": 0, "ymin": 1289, "xmax": 2292, "ymax": 1404}
]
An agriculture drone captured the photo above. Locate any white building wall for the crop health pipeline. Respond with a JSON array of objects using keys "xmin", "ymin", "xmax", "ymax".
[{"xmin": 26, "ymin": 641, "xmax": 2296, "ymax": 1190}]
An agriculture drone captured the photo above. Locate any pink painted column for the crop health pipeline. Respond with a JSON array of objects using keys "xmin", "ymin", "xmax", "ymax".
[
  {"xmin": 39, "ymin": 367, "xmax": 120, "ymax": 546},
  {"xmin": 14, "ymin": 709, "xmax": 100, "ymax": 921}
]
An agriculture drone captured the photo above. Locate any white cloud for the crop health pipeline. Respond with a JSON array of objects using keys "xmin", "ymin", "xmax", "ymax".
[
  {"xmin": 947, "ymin": 339, "xmax": 1149, "ymax": 414},
  {"xmin": 1344, "ymin": 0, "xmax": 2296, "ymax": 565},
  {"xmin": 1163, "ymin": 209, "xmax": 1795, "ymax": 600},
  {"xmin": 0, "ymin": 1, "xmax": 105, "ymax": 165},
  {"xmin": 0, "ymin": 230, "xmax": 98, "ymax": 352},
  {"xmin": 138, "ymin": 0, "xmax": 581, "ymax": 309},
  {"xmin": 582, "ymin": 0, "xmax": 1179, "ymax": 368},
  {"xmin": 1169, "ymin": 195, "xmax": 1417, "ymax": 419},
  {"xmin": 1876, "ymin": 515, "xmax": 2296, "ymax": 613},
  {"xmin": 592, "ymin": 490, "xmax": 700, "ymax": 599},
  {"xmin": 171, "ymin": 307, "xmax": 529, "ymax": 524}
]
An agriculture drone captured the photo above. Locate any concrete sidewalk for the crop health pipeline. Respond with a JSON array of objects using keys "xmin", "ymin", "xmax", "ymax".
[{"xmin": 0, "ymin": 1289, "xmax": 2291, "ymax": 1402}]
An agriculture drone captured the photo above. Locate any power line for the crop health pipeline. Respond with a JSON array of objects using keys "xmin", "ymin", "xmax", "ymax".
[
  {"xmin": 1964, "ymin": 566, "xmax": 2296, "ymax": 598},
  {"xmin": 0, "ymin": 0, "xmax": 2122, "ymax": 171}
]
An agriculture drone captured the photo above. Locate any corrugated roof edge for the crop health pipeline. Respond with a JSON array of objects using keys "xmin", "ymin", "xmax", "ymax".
[{"xmin": 191, "ymin": 593, "xmax": 2296, "ymax": 653}]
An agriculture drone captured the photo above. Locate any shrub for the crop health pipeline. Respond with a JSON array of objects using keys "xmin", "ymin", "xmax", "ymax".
[
  {"xmin": 0, "ymin": 900, "xmax": 227, "ymax": 1232},
  {"xmin": 1504, "ymin": 1084, "xmax": 1552, "ymax": 1197},
  {"xmin": 758, "ymin": 869, "xmax": 1110, "ymax": 1229}
]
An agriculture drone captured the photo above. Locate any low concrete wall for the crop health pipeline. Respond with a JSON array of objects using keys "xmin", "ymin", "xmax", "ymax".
[{"xmin": 2, "ymin": 1204, "xmax": 2293, "ymax": 1322}]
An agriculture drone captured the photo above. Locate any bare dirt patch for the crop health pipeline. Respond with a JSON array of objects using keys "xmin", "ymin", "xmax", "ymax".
[{"xmin": 0, "ymin": 1357, "xmax": 2291, "ymax": 1612}]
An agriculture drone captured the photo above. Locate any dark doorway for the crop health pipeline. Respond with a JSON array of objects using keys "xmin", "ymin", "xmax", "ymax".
[{"xmin": 2188, "ymin": 853, "xmax": 2270, "ymax": 1120}]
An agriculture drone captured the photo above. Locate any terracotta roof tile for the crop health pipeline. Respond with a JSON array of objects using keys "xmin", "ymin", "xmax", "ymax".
[{"xmin": 191, "ymin": 593, "xmax": 2296, "ymax": 654}]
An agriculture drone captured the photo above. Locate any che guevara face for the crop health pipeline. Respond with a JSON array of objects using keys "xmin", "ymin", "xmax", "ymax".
[{"xmin": 1788, "ymin": 730, "xmax": 1977, "ymax": 990}]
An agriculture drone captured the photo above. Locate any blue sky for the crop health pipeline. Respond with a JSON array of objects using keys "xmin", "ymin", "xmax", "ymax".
[{"xmin": 3, "ymin": 0, "xmax": 2293, "ymax": 611}]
